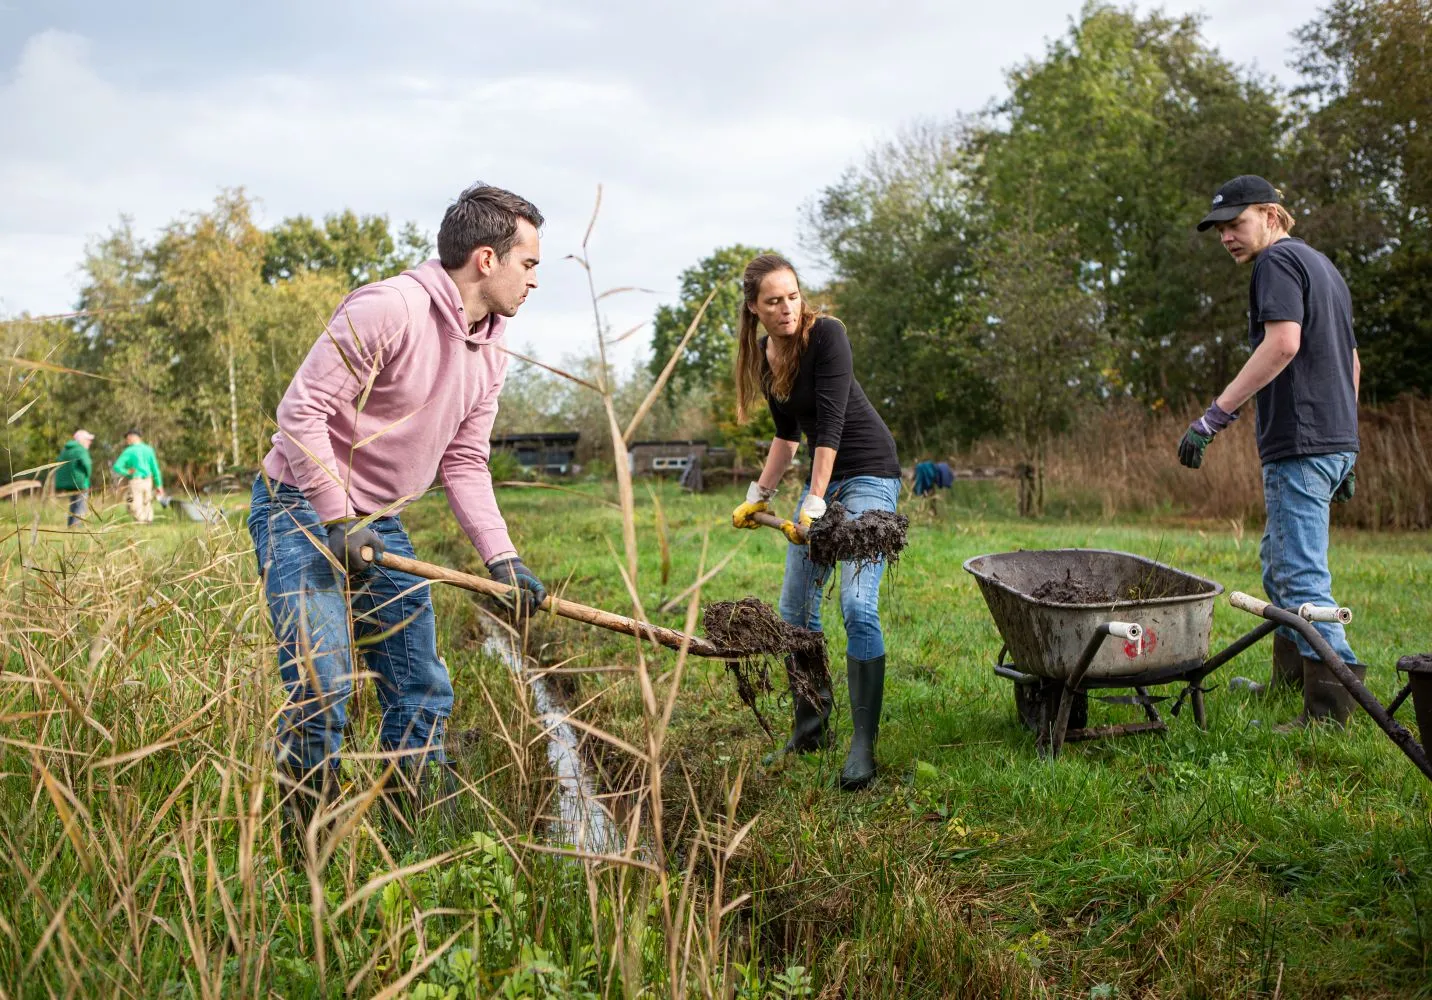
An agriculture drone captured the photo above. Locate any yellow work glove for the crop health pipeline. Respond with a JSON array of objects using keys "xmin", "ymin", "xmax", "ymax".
[
  {"xmin": 732, "ymin": 481, "xmax": 777, "ymax": 529},
  {"xmin": 780, "ymin": 519, "xmax": 806, "ymax": 545},
  {"xmin": 797, "ymin": 493, "xmax": 827, "ymax": 530}
]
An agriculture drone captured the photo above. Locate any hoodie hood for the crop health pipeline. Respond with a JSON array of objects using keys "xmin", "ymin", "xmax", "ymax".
[{"xmin": 405, "ymin": 259, "xmax": 508, "ymax": 345}]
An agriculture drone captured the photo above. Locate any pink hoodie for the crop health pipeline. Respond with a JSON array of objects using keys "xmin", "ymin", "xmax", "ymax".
[{"xmin": 261, "ymin": 259, "xmax": 517, "ymax": 563}]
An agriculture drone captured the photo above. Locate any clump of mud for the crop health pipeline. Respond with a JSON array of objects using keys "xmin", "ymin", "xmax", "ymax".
[
  {"xmin": 1029, "ymin": 569, "xmax": 1151, "ymax": 604},
  {"xmin": 702, "ymin": 597, "xmax": 829, "ymax": 737},
  {"xmin": 806, "ymin": 501, "xmax": 909, "ymax": 568}
]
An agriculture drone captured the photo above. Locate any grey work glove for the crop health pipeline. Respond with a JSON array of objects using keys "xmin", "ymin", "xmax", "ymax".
[
  {"xmin": 487, "ymin": 556, "xmax": 547, "ymax": 617},
  {"xmin": 326, "ymin": 522, "xmax": 384, "ymax": 574},
  {"xmin": 1178, "ymin": 400, "xmax": 1237, "ymax": 469}
]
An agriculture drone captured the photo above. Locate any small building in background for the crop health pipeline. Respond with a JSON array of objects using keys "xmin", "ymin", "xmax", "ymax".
[
  {"xmin": 627, "ymin": 439, "xmax": 709, "ymax": 477},
  {"xmin": 492, "ymin": 432, "xmax": 580, "ymax": 475}
]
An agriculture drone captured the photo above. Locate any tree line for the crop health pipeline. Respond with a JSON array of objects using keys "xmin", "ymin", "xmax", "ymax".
[
  {"xmin": 651, "ymin": 0, "xmax": 1430, "ymax": 463},
  {"xmin": 3, "ymin": 1, "xmax": 1426, "ymax": 486}
]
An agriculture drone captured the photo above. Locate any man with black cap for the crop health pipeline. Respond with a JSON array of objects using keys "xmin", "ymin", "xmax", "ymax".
[{"xmin": 1180, "ymin": 175, "xmax": 1362, "ymax": 729}]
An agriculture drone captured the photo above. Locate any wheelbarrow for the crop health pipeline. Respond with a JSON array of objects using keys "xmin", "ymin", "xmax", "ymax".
[{"xmin": 965, "ymin": 549, "xmax": 1275, "ymax": 757}]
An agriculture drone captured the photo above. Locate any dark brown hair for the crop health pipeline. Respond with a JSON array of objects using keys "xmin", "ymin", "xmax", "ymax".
[
  {"xmin": 734, "ymin": 254, "xmax": 820, "ymax": 422},
  {"xmin": 437, "ymin": 183, "xmax": 544, "ymax": 269}
]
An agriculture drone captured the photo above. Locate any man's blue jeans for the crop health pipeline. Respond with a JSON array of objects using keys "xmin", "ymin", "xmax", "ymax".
[
  {"xmin": 779, "ymin": 475, "xmax": 901, "ymax": 660},
  {"xmin": 1260, "ymin": 452, "xmax": 1359, "ymax": 665},
  {"xmin": 67, "ymin": 490, "xmax": 88, "ymax": 527},
  {"xmin": 247, "ymin": 476, "xmax": 453, "ymax": 772}
]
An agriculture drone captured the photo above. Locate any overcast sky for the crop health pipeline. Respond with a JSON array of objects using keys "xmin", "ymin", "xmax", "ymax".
[{"xmin": 1, "ymin": 0, "xmax": 1323, "ymax": 369}]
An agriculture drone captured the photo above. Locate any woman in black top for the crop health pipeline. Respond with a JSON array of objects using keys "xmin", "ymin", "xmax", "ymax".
[{"xmin": 730, "ymin": 253, "xmax": 901, "ymax": 790}]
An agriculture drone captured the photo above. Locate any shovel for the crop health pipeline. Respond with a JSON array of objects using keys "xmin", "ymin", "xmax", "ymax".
[
  {"xmin": 360, "ymin": 546, "xmax": 742, "ymax": 659},
  {"xmin": 750, "ymin": 511, "xmax": 807, "ymax": 543}
]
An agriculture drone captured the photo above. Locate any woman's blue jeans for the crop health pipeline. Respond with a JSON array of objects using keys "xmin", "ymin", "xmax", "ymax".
[
  {"xmin": 778, "ymin": 475, "xmax": 901, "ymax": 659},
  {"xmin": 247, "ymin": 476, "xmax": 453, "ymax": 772},
  {"xmin": 1260, "ymin": 452, "xmax": 1359, "ymax": 665}
]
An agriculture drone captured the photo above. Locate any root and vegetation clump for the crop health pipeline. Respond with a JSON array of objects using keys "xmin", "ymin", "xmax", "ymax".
[
  {"xmin": 702, "ymin": 597, "xmax": 829, "ymax": 735},
  {"xmin": 806, "ymin": 501, "xmax": 909, "ymax": 568}
]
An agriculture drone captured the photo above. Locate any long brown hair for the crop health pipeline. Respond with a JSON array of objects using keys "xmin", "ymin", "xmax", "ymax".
[{"xmin": 734, "ymin": 253, "xmax": 820, "ymax": 422}]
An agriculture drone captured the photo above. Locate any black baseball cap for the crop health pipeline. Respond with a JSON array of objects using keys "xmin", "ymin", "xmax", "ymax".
[{"xmin": 1196, "ymin": 175, "xmax": 1282, "ymax": 231}]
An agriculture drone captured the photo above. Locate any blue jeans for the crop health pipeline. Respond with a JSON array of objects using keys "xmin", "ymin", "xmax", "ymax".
[
  {"xmin": 247, "ymin": 476, "xmax": 453, "ymax": 771},
  {"xmin": 67, "ymin": 490, "xmax": 88, "ymax": 527},
  {"xmin": 1260, "ymin": 452, "xmax": 1359, "ymax": 665},
  {"xmin": 778, "ymin": 476, "xmax": 901, "ymax": 660}
]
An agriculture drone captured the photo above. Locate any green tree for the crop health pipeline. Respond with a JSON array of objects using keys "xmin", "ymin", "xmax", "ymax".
[
  {"xmin": 976, "ymin": 3, "xmax": 1285, "ymax": 404},
  {"xmin": 804, "ymin": 122, "xmax": 995, "ymax": 451},
  {"xmin": 263, "ymin": 211, "xmax": 431, "ymax": 288},
  {"xmin": 648, "ymin": 244, "xmax": 771, "ymax": 398},
  {"xmin": 969, "ymin": 222, "xmax": 1106, "ymax": 513},
  {"xmin": 149, "ymin": 190, "xmax": 267, "ymax": 472},
  {"xmin": 1288, "ymin": 0, "xmax": 1432, "ymax": 400}
]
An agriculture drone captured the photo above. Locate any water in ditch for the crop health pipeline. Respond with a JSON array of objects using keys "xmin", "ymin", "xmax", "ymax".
[{"xmin": 481, "ymin": 633, "xmax": 618, "ymax": 854}]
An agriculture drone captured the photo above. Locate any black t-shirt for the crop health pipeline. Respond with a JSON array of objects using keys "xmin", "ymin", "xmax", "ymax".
[
  {"xmin": 762, "ymin": 317, "xmax": 901, "ymax": 482},
  {"xmin": 1247, "ymin": 238, "xmax": 1360, "ymax": 464}
]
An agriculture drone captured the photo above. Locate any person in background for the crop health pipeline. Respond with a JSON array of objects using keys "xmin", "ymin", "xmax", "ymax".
[
  {"xmin": 247, "ymin": 182, "xmax": 548, "ymax": 857},
  {"xmin": 53, "ymin": 429, "xmax": 95, "ymax": 527},
  {"xmin": 112, "ymin": 429, "xmax": 165, "ymax": 524},
  {"xmin": 1180, "ymin": 175, "xmax": 1362, "ymax": 730},
  {"xmin": 730, "ymin": 253, "xmax": 903, "ymax": 790}
]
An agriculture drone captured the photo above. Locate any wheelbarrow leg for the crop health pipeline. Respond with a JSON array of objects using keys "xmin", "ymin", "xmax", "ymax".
[
  {"xmin": 1134, "ymin": 686, "xmax": 1165, "ymax": 724},
  {"xmin": 1190, "ymin": 685, "xmax": 1207, "ymax": 730}
]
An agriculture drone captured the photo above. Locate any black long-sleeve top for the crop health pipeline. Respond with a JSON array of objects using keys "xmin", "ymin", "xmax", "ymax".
[{"xmin": 761, "ymin": 317, "xmax": 901, "ymax": 483}]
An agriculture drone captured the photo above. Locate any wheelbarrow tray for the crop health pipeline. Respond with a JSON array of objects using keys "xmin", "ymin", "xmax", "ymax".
[{"xmin": 963, "ymin": 549, "xmax": 1224, "ymax": 683}]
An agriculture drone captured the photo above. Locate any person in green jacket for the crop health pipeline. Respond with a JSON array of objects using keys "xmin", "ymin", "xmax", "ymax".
[
  {"xmin": 54, "ymin": 429, "xmax": 95, "ymax": 527},
  {"xmin": 113, "ymin": 429, "xmax": 165, "ymax": 524}
]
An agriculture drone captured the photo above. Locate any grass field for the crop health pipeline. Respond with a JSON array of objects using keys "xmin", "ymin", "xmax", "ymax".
[{"xmin": 2, "ymin": 479, "xmax": 1430, "ymax": 998}]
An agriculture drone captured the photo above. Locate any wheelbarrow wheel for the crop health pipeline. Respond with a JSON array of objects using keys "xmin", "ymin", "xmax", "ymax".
[{"xmin": 1015, "ymin": 678, "xmax": 1086, "ymax": 733}]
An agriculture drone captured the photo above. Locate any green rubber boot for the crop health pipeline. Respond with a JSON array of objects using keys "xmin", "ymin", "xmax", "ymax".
[
  {"xmin": 839, "ymin": 654, "xmax": 886, "ymax": 791},
  {"xmin": 1268, "ymin": 632, "xmax": 1305, "ymax": 694},
  {"xmin": 762, "ymin": 650, "xmax": 833, "ymax": 766}
]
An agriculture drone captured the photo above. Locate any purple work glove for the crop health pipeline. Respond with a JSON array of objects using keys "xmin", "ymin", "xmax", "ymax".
[{"xmin": 1178, "ymin": 401, "xmax": 1237, "ymax": 469}]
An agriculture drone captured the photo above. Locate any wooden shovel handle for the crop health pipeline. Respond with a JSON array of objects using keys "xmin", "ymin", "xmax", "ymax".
[
  {"xmin": 751, "ymin": 511, "xmax": 808, "ymax": 541},
  {"xmin": 361, "ymin": 547, "xmax": 737, "ymax": 660}
]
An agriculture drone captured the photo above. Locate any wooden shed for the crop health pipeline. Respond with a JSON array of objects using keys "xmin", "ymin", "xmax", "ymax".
[
  {"xmin": 627, "ymin": 439, "xmax": 708, "ymax": 476},
  {"xmin": 492, "ymin": 433, "xmax": 580, "ymax": 475}
]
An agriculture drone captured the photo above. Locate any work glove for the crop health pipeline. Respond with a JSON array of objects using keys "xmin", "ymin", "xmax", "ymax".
[
  {"xmin": 1332, "ymin": 467, "xmax": 1356, "ymax": 503},
  {"xmin": 487, "ymin": 556, "xmax": 547, "ymax": 617},
  {"xmin": 1177, "ymin": 401, "xmax": 1237, "ymax": 469},
  {"xmin": 732, "ymin": 481, "xmax": 777, "ymax": 529},
  {"xmin": 797, "ymin": 493, "xmax": 827, "ymax": 530},
  {"xmin": 326, "ymin": 521, "xmax": 385, "ymax": 574}
]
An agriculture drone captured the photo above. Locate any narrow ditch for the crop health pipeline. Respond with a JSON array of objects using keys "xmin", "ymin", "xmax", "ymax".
[{"xmin": 478, "ymin": 628, "xmax": 618, "ymax": 854}]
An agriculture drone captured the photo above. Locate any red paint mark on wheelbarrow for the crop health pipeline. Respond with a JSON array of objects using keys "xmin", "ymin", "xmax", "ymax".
[{"xmin": 1126, "ymin": 628, "xmax": 1157, "ymax": 658}]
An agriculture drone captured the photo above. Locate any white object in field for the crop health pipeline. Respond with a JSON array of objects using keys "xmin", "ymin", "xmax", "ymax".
[
  {"xmin": 1299, "ymin": 603, "xmax": 1353, "ymax": 625},
  {"xmin": 1229, "ymin": 591, "xmax": 1270, "ymax": 616}
]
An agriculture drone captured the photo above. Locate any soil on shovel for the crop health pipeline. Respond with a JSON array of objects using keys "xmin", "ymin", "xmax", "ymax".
[
  {"xmin": 806, "ymin": 501, "xmax": 910, "ymax": 569},
  {"xmin": 702, "ymin": 597, "xmax": 829, "ymax": 738}
]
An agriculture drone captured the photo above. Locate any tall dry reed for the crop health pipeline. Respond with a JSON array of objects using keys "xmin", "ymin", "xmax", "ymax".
[{"xmin": 950, "ymin": 397, "xmax": 1432, "ymax": 530}]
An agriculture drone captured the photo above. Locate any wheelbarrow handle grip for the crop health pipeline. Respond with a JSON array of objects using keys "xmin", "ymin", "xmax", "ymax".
[
  {"xmin": 1229, "ymin": 591, "xmax": 1269, "ymax": 617},
  {"xmin": 1104, "ymin": 621, "xmax": 1142, "ymax": 641},
  {"xmin": 1299, "ymin": 602, "xmax": 1353, "ymax": 625}
]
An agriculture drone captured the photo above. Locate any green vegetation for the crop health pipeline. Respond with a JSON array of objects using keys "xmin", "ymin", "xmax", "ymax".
[{"xmin": 4, "ymin": 481, "xmax": 1428, "ymax": 997}]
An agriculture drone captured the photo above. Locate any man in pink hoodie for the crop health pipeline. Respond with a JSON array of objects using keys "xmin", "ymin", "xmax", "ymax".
[{"xmin": 247, "ymin": 183, "xmax": 546, "ymax": 848}]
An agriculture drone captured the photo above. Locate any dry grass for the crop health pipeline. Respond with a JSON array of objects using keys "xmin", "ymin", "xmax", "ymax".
[{"xmin": 948, "ymin": 397, "xmax": 1432, "ymax": 530}]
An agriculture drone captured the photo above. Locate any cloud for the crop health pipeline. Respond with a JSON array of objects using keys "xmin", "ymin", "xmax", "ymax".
[{"xmin": 0, "ymin": 1, "xmax": 1320, "ymax": 367}]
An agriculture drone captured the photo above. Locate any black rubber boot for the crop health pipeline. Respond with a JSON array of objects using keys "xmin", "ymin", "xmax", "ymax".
[
  {"xmin": 379, "ymin": 759, "xmax": 461, "ymax": 845},
  {"xmin": 278, "ymin": 763, "xmax": 340, "ymax": 866},
  {"xmin": 1269, "ymin": 633, "xmax": 1305, "ymax": 694},
  {"xmin": 840, "ymin": 654, "xmax": 886, "ymax": 791},
  {"xmin": 763, "ymin": 650, "xmax": 833, "ymax": 765},
  {"xmin": 1276, "ymin": 658, "xmax": 1366, "ymax": 731},
  {"xmin": 1236, "ymin": 633, "xmax": 1308, "ymax": 696}
]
